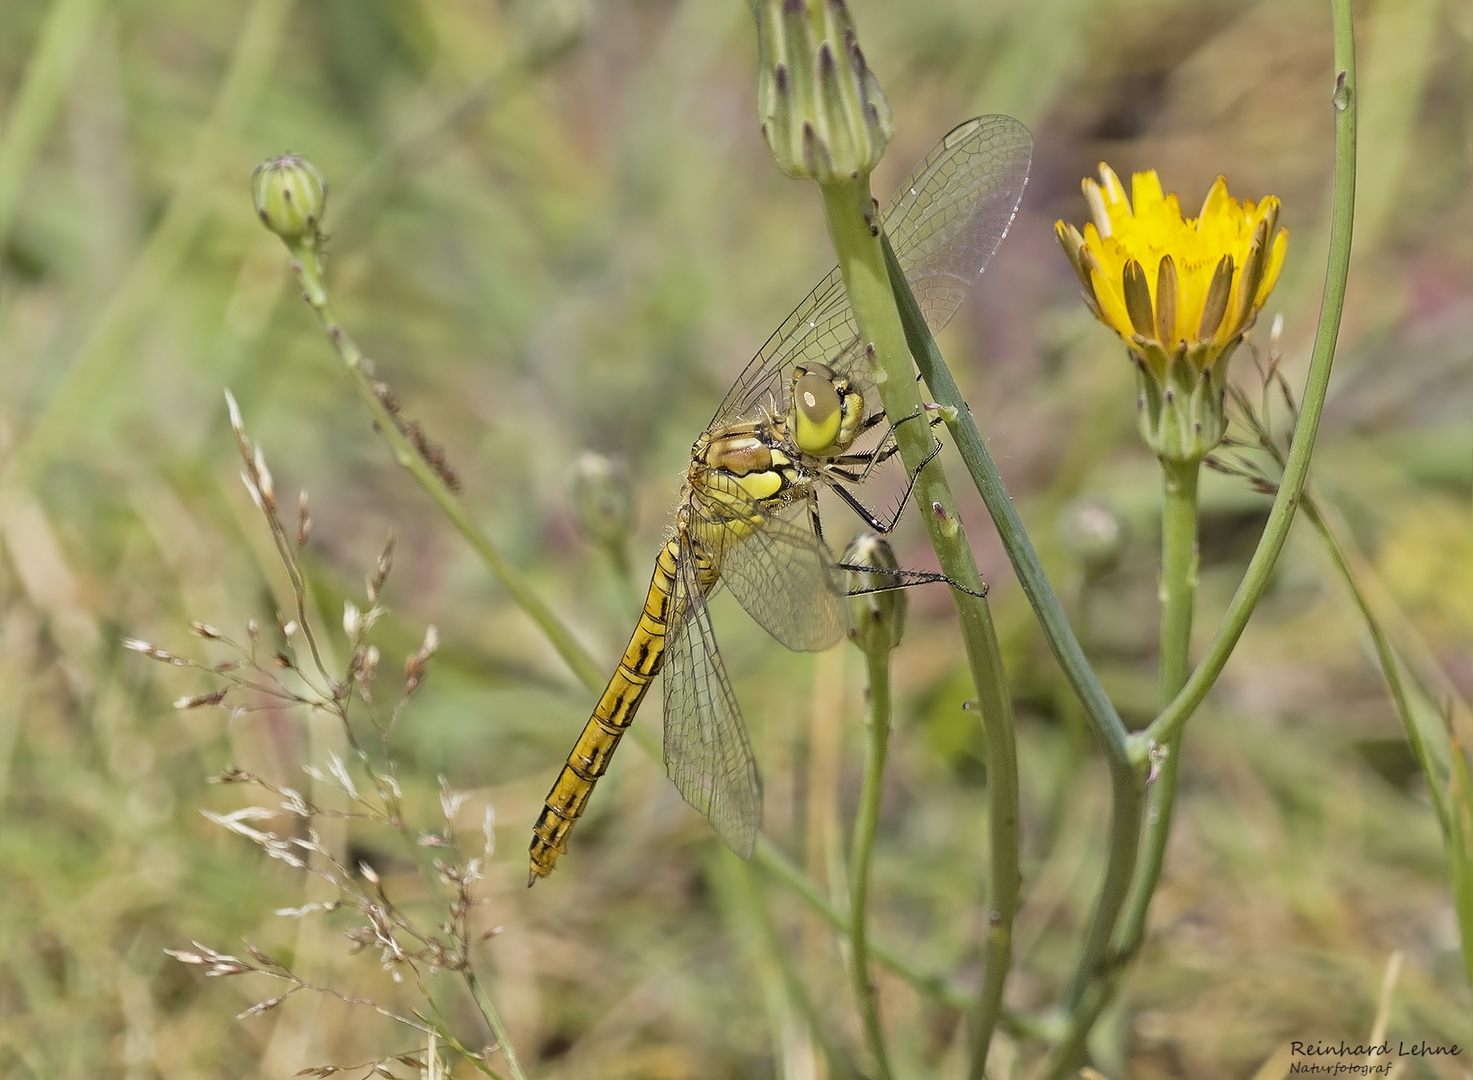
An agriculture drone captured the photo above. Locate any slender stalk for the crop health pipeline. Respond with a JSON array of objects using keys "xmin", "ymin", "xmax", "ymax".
[
  {"xmin": 284, "ymin": 242, "xmax": 605, "ymax": 697},
  {"xmin": 1299, "ymin": 494, "xmax": 1473, "ymax": 985},
  {"xmin": 464, "ymin": 970, "xmax": 527, "ymax": 1080},
  {"xmin": 1049, "ymin": 460, "xmax": 1201, "ymax": 1073},
  {"xmin": 882, "ymin": 236, "xmax": 1132, "ymax": 766},
  {"xmin": 849, "ymin": 641, "xmax": 896, "ymax": 1080},
  {"xmin": 753, "ymin": 838, "xmax": 972, "ymax": 1012},
  {"xmin": 815, "ymin": 180, "xmax": 1020, "ymax": 1078},
  {"xmin": 1114, "ymin": 458, "xmax": 1200, "ymax": 951},
  {"xmin": 1302, "ymin": 496, "xmax": 1447, "ymax": 831},
  {"xmin": 716, "ymin": 852, "xmax": 865, "ymax": 1080},
  {"xmin": 883, "ymin": 236, "xmax": 1143, "ymax": 1067},
  {"xmin": 1134, "ymin": 0, "xmax": 1358, "ymax": 762}
]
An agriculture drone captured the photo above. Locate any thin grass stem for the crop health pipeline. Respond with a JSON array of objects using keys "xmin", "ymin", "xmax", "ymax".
[
  {"xmin": 1135, "ymin": 0, "xmax": 1358, "ymax": 762},
  {"xmin": 752, "ymin": 839, "xmax": 973, "ymax": 1014},
  {"xmin": 464, "ymin": 970, "xmax": 527, "ymax": 1080},
  {"xmin": 283, "ymin": 241, "xmax": 606, "ymax": 697},
  {"xmin": 849, "ymin": 638, "xmax": 896, "ymax": 1080}
]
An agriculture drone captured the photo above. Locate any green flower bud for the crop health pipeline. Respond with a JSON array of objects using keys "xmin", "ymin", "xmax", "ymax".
[
  {"xmin": 844, "ymin": 533, "xmax": 906, "ymax": 654},
  {"xmin": 569, "ymin": 452, "xmax": 634, "ymax": 549},
  {"xmin": 252, "ymin": 154, "xmax": 327, "ymax": 245},
  {"xmin": 755, "ymin": 0, "xmax": 892, "ymax": 185},
  {"xmin": 1058, "ymin": 497, "xmax": 1128, "ymax": 580}
]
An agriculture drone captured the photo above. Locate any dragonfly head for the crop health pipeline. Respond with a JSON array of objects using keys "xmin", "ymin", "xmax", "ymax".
[{"xmin": 790, "ymin": 362, "xmax": 863, "ymax": 457}]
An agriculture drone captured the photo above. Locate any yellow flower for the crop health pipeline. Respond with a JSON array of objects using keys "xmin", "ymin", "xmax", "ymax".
[{"xmin": 1056, "ymin": 165, "xmax": 1288, "ymax": 461}]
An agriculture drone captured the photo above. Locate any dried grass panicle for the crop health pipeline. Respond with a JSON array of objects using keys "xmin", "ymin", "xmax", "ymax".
[{"xmin": 134, "ymin": 403, "xmax": 507, "ymax": 1074}]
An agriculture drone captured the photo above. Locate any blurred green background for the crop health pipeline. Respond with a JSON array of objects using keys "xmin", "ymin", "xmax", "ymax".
[{"xmin": 1, "ymin": 0, "xmax": 1470, "ymax": 1076}]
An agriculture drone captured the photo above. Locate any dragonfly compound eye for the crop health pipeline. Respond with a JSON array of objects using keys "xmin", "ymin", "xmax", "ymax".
[{"xmin": 794, "ymin": 371, "xmax": 843, "ymax": 454}]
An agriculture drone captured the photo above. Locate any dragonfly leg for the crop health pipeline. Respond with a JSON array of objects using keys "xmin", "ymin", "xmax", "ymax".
[
  {"xmin": 807, "ymin": 487, "xmax": 827, "ymax": 546},
  {"xmin": 836, "ymin": 559, "xmax": 988, "ymax": 599},
  {"xmin": 824, "ymin": 424, "xmax": 945, "ymax": 534}
]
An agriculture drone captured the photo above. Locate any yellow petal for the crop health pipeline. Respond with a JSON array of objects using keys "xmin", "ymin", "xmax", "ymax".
[
  {"xmin": 1131, "ymin": 170, "xmax": 1166, "ymax": 216},
  {"xmin": 1156, "ymin": 255, "xmax": 1180, "ymax": 344},
  {"xmin": 1083, "ymin": 178, "xmax": 1112, "ymax": 237},
  {"xmin": 1087, "ymin": 263, "xmax": 1135, "ymax": 340},
  {"xmin": 1097, "ymin": 163, "xmax": 1128, "ymax": 210},
  {"xmin": 1122, "ymin": 259, "xmax": 1157, "ymax": 338},
  {"xmin": 1255, "ymin": 228, "xmax": 1289, "ymax": 308},
  {"xmin": 1197, "ymin": 176, "xmax": 1233, "ymax": 226}
]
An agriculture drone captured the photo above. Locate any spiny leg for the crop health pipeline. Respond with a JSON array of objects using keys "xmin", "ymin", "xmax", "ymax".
[
  {"xmin": 835, "ymin": 559, "xmax": 988, "ymax": 600},
  {"xmin": 824, "ymin": 424, "xmax": 945, "ymax": 535}
]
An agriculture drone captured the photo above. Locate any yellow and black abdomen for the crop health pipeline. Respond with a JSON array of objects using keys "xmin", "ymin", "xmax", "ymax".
[{"xmin": 527, "ymin": 539, "xmax": 682, "ymax": 884}]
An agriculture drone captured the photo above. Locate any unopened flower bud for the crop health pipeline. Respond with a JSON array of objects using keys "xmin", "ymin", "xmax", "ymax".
[
  {"xmin": 755, "ymin": 0, "xmax": 892, "ymax": 185},
  {"xmin": 844, "ymin": 533, "xmax": 906, "ymax": 654},
  {"xmin": 569, "ymin": 452, "xmax": 634, "ymax": 549},
  {"xmin": 1059, "ymin": 497, "xmax": 1128, "ymax": 580},
  {"xmin": 252, "ymin": 154, "xmax": 327, "ymax": 245}
]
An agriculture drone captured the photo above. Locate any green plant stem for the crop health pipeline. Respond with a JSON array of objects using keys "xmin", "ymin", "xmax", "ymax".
[
  {"xmin": 464, "ymin": 970, "xmax": 527, "ymax": 1080},
  {"xmin": 285, "ymin": 240, "xmax": 605, "ymax": 697},
  {"xmin": 1133, "ymin": 0, "xmax": 1358, "ymax": 763},
  {"xmin": 882, "ymin": 236, "xmax": 1131, "ymax": 765},
  {"xmin": 1050, "ymin": 459, "xmax": 1201, "ymax": 1073},
  {"xmin": 1298, "ymin": 495, "xmax": 1472, "ymax": 985},
  {"xmin": 1301, "ymin": 496, "xmax": 1447, "ymax": 830},
  {"xmin": 1117, "ymin": 457, "xmax": 1199, "ymax": 944},
  {"xmin": 816, "ymin": 180, "xmax": 1019, "ymax": 1079},
  {"xmin": 714, "ymin": 852, "xmax": 863, "ymax": 1080},
  {"xmin": 883, "ymin": 235, "xmax": 1145, "ymax": 1065},
  {"xmin": 753, "ymin": 839, "xmax": 972, "ymax": 1012},
  {"xmin": 849, "ymin": 641, "xmax": 896, "ymax": 1080}
]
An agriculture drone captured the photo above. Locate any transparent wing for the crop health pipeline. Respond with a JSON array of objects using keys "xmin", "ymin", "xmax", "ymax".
[
  {"xmin": 662, "ymin": 534, "xmax": 763, "ymax": 859},
  {"xmin": 711, "ymin": 497, "xmax": 848, "ymax": 652},
  {"xmin": 708, "ymin": 115, "xmax": 1033, "ymax": 430},
  {"xmin": 884, "ymin": 115, "xmax": 1033, "ymax": 328}
]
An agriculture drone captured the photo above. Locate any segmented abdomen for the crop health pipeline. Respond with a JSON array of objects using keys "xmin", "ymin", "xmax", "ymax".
[{"xmin": 527, "ymin": 539, "xmax": 683, "ymax": 884}]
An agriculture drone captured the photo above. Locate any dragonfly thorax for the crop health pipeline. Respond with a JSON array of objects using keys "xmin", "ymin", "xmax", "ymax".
[{"xmin": 788, "ymin": 361, "xmax": 865, "ymax": 458}]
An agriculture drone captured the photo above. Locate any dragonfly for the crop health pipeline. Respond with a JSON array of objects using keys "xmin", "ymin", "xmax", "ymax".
[{"xmin": 529, "ymin": 115, "xmax": 1032, "ymax": 884}]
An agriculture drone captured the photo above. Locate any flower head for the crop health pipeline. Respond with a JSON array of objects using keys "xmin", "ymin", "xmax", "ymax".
[
  {"xmin": 755, "ymin": 0, "xmax": 893, "ymax": 185},
  {"xmin": 1057, "ymin": 165, "xmax": 1287, "ymax": 461},
  {"xmin": 252, "ymin": 153, "xmax": 327, "ymax": 247}
]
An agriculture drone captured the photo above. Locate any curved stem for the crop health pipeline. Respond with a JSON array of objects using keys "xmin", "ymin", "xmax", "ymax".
[
  {"xmin": 1115, "ymin": 458, "xmax": 1199, "ymax": 943},
  {"xmin": 464, "ymin": 970, "xmax": 527, "ymax": 1080},
  {"xmin": 817, "ymin": 180, "xmax": 1020, "ymax": 1079},
  {"xmin": 1050, "ymin": 459, "xmax": 1201, "ymax": 1072},
  {"xmin": 884, "ymin": 233, "xmax": 1140, "ymax": 1071},
  {"xmin": 1134, "ymin": 0, "xmax": 1358, "ymax": 763},
  {"xmin": 883, "ymin": 236, "xmax": 1131, "ymax": 767},
  {"xmin": 286, "ymin": 241, "xmax": 605, "ymax": 696},
  {"xmin": 753, "ymin": 838, "xmax": 974, "ymax": 1012},
  {"xmin": 849, "ymin": 640, "xmax": 896, "ymax": 1080}
]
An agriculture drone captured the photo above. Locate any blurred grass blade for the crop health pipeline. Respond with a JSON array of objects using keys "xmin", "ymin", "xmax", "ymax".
[
  {"xmin": 1450, "ymin": 741, "xmax": 1473, "ymax": 988},
  {"xmin": 1, "ymin": 0, "xmax": 295, "ymax": 491},
  {"xmin": 0, "ymin": 0, "xmax": 102, "ymax": 247}
]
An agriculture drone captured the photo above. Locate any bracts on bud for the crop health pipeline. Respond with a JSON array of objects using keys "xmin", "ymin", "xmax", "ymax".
[{"xmin": 755, "ymin": 0, "xmax": 893, "ymax": 185}]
